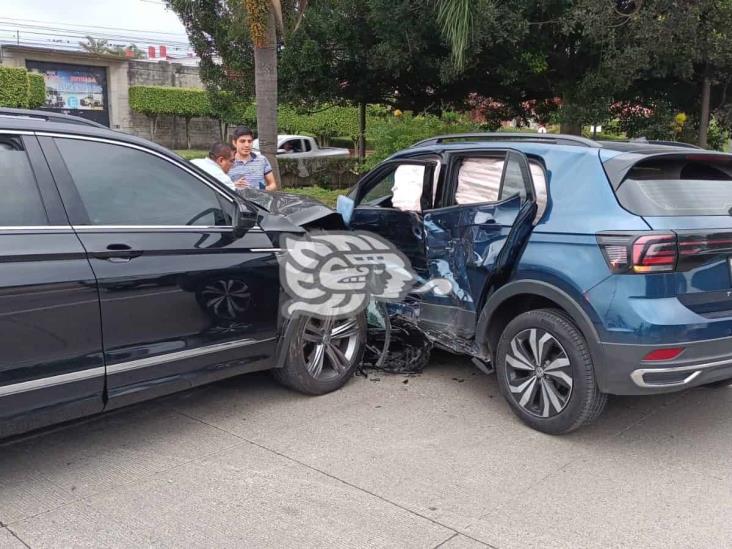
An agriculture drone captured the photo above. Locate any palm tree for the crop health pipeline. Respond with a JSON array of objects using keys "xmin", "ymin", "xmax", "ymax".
[
  {"xmin": 435, "ymin": 0, "xmax": 473, "ymax": 72},
  {"xmin": 79, "ymin": 36, "xmax": 111, "ymax": 55},
  {"xmin": 242, "ymin": 0, "xmax": 284, "ymax": 187}
]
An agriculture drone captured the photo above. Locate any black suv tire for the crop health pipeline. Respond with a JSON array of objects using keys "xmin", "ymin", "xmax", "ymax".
[
  {"xmin": 273, "ymin": 313, "xmax": 366, "ymax": 395},
  {"xmin": 495, "ymin": 308, "xmax": 607, "ymax": 435}
]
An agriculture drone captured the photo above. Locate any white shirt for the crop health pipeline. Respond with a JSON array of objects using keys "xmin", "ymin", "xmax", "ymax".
[{"xmin": 191, "ymin": 157, "xmax": 234, "ymax": 189}]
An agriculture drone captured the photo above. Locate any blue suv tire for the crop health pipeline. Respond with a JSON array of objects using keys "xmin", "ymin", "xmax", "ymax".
[{"xmin": 496, "ymin": 309, "xmax": 607, "ymax": 434}]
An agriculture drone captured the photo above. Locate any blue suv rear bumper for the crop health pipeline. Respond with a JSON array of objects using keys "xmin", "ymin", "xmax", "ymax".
[{"xmin": 595, "ymin": 335, "xmax": 732, "ymax": 395}]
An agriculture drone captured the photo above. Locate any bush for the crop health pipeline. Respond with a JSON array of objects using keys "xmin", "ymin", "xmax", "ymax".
[
  {"xmin": 174, "ymin": 150, "xmax": 207, "ymax": 160},
  {"xmin": 27, "ymin": 73, "xmax": 46, "ymax": 109},
  {"xmin": 0, "ymin": 67, "xmax": 31, "ymax": 108},
  {"xmin": 279, "ymin": 157, "xmax": 363, "ymax": 189},
  {"xmin": 707, "ymin": 117, "xmax": 729, "ymax": 151},
  {"xmin": 129, "ymin": 86, "xmax": 210, "ymax": 118},
  {"xmin": 130, "ymin": 86, "xmax": 211, "ymax": 148},
  {"xmin": 364, "ymin": 112, "xmax": 479, "ymax": 168}
]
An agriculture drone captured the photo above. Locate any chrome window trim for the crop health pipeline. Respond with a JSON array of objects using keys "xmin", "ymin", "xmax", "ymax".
[
  {"xmin": 34, "ymin": 131, "xmax": 236, "ymax": 203},
  {"xmin": 0, "ymin": 367, "xmax": 105, "ymax": 397},
  {"xmin": 106, "ymin": 336, "xmax": 276, "ymax": 375},
  {"xmin": 0, "ymin": 225, "xmax": 72, "ymax": 231},
  {"xmin": 0, "ymin": 129, "xmax": 34, "ymax": 135},
  {"xmin": 71, "ymin": 225, "xmax": 263, "ymax": 233}
]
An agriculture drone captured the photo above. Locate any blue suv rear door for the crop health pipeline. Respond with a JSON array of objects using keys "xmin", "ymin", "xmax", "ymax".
[{"xmin": 418, "ymin": 149, "xmax": 540, "ymax": 340}]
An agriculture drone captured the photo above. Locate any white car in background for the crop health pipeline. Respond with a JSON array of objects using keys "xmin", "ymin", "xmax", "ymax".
[{"xmin": 253, "ymin": 135, "xmax": 350, "ymax": 159}]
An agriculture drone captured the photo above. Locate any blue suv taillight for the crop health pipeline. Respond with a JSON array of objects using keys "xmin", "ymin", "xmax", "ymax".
[{"xmin": 596, "ymin": 232, "xmax": 678, "ymax": 274}]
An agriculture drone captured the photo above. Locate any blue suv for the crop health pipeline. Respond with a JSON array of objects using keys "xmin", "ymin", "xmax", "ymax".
[{"xmin": 342, "ymin": 133, "xmax": 732, "ymax": 434}]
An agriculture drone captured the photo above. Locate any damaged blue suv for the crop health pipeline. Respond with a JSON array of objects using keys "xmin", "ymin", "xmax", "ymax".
[{"xmin": 342, "ymin": 133, "xmax": 732, "ymax": 434}]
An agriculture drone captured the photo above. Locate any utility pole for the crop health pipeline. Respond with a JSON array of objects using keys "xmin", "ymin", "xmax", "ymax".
[{"xmin": 16, "ymin": 30, "xmax": 20, "ymax": 46}]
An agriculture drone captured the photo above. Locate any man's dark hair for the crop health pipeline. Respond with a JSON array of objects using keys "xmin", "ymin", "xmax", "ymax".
[
  {"xmin": 232, "ymin": 126, "xmax": 254, "ymax": 141},
  {"xmin": 208, "ymin": 142, "xmax": 234, "ymax": 160}
]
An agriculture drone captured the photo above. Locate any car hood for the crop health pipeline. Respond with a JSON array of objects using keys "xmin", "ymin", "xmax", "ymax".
[{"xmin": 237, "ymin": 187, "xmax": 344, "ymax": 229}]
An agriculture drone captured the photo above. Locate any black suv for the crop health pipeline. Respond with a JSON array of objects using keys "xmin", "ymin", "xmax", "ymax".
[{"xmin": 0, "ymin": 109, "xmax": 365, "ymax": 439}]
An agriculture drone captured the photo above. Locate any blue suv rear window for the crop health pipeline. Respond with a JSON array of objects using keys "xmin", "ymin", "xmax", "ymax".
[{"xmin": 616, "ymin": 158, "xmax": 732, "ymax": 216}]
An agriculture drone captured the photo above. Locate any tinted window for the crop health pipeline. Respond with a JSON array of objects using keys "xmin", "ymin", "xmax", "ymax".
[
  {"xmin": 0, "ymin": 137, "xmax": 48, "ymax": 226},
  {"xmin": 617, "ymin": 158, "xmax": 732, "ymax": 216},
  {"xmin": 361, "ymin": 168, "xmax": 397, "ymax": 205},
  {"xmin": 304, "ymin": 139, "xmax": 312, "ymax": 152},
  {"xmin": 500, "ymin": 155, "xmax": 528, "ymax": 201},
  {"xmin": 56, "ymin": 139, "xmax": 231, "ymax": 226}
]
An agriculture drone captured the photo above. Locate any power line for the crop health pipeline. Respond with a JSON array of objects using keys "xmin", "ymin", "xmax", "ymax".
[
  {"xmin": 0, "ymin": 16, "xmax": 189, "ymax": 38},
  {"xmin": 0, "ymin": 25, "xmax": 192, "ymax": 47}
]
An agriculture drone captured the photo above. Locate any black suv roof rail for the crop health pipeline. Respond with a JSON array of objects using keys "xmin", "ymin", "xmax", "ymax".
[
  {"xmin": 410, "ymin": 132, "xmax": 602, "ymax": 148},
  {"xmin": 0, "ymin": 107, "xmax": 107, "ymax": 129}
]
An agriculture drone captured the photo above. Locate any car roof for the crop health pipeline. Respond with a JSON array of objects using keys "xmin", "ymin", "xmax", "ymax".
[
  {"xmin": 401, "ymin": 132, "xmax": 715, "ymax": 158},
  {"xmin": 0, "ymin": 110, "xmax": 185, "ymax": 161}
]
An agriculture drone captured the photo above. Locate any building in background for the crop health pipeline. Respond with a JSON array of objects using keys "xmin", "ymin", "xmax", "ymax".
[{"xmin": 0, "ymin": 45, "xmax": 217, "ymax": 149}]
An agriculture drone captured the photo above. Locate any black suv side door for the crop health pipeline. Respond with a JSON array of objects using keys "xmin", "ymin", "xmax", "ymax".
[
  {"xmin": 40, "ymin": 135, "xmax": 280, "ymax": 409},
  {"xmin": 0, "ymin": 133, "xmax": 104, "ymax": 438}
]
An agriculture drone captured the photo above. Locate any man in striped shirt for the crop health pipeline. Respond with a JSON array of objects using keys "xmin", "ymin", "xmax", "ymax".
[{"xmin": 228, "ymin": 126, "xmax": 277, "ymax": 191}]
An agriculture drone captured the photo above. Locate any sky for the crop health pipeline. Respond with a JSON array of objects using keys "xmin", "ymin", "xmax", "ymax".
[{"xmin": 0, "ymin": 0, "xmax": 191, "ymax": 54}]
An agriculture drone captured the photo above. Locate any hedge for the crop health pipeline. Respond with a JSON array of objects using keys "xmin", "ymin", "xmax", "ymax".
[
  {"xmin": 129, "ymin": 86, "xmax": 211, "ymax": 148},
  {"xmin": 129, "ymin": 86, "xmax": 210, "ymax": 118},
  {"xmin": 0, "ymin": 67, "xmax": 31, "ymax": 108},
  {"xmin": 28, "ymin": 73, "xmax": 46, "ymax": 109}
]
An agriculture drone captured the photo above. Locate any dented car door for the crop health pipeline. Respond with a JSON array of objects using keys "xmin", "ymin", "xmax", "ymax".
[
  {"xmin": 347, "ymin": 158, "xmax": 439, "ymax": 276},
  {"xmin": 417, "ymin": 150, "xmax": 540, "ymax": 344}
]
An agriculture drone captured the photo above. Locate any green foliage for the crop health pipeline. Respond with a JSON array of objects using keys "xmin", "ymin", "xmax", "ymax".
[
  {"xmin": 0, "ymin": 67, "xmax": 31, "ymax": 108},
  {"xmin": 707, "ymin": 117, "xmax": 730, "ymax": 151},
  {"xmin": 27, "ymin": 73, "xmax": 46, "ymax": 109},
  {"xmin": 364, "ymin": 111, "xmax": 478, "ymax": 168},
  {"xmin": 166, "ymin": 0, "xmax": 254, "ymax": 98},
  {"xmin": 436, "ymin": 0, "xmax": 473, "ymax": 71},
  {"xmin": 279, "ymin": 186, "xmax": 343, "ymax": 207},
  {"xmin": 279, "ymin": 157, "xmax": 363, "ymax": 189},
  {"xmin": 278, "ymin": 105, "xmax": 361, "ymax": 146},
  {"xmin": 174, "ymin": 150, "xmax": 208, "ymax": 160},
  {"xmin": 129, "ymin": 86, "xmax": 211, "ymax": 119}
]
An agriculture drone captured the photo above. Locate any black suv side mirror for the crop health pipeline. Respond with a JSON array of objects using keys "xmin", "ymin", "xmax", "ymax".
[{"xmin": 233, "ymin": 202, "xmax": 258, "ymax": 238}]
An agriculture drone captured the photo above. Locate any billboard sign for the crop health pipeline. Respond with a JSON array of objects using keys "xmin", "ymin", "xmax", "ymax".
[{"xmin": 26, "ymin": 60, "xmax": 110, "ymax": 126}]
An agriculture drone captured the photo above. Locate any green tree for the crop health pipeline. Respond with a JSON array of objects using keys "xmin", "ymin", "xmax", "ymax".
[
  {"xmin": 280, "ymin": 0, "xmax": 468, "ymax": 160},
  {"xmin": 169, "ymin": 0, "xmax": 284, "ymax": 187},
  {"xmin": 571, "ymin": 0, "xmax": 732, "ymax": 146}
]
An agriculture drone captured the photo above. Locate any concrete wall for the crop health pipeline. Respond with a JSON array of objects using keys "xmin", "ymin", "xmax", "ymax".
[
  {"xmin": 125, "ymin": 60, "xmax": 220, "ymax": 149},
  {"xmin": 0, "ymin": 47, "xmax": 220, "ymax": 151}
]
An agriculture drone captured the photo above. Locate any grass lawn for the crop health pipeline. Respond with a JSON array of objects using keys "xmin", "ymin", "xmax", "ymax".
[
  {"xmin": 175, "ymin": 150, "xmax": 207, "ymax": 160},
  {"xmin": 281, "ymin": 186, "xmax": 343, "ymax": 207}
]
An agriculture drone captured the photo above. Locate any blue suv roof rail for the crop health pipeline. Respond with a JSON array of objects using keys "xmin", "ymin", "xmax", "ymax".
[
  {"xmin": 410, "ymin": 132, "xmax": 602, "ymax": 149},
  {"xmin": 0, "ymin": 107, "xmax": 106, "ymax": 129}
]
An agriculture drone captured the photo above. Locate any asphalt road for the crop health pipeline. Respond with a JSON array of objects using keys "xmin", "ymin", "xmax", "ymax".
[{"xmin": 1, "ymin": 352, "xmax": 731, "ymax": 548}]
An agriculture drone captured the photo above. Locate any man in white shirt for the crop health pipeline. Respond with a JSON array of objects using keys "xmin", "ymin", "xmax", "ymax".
[{"xmin": 191, "ymin": 142, "xmax": 244, "ymax": 191}]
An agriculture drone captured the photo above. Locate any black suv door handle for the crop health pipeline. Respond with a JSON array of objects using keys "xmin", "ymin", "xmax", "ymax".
[{"xmin": 92, "ymin": 244, "xmax": 143, "ymax": 262}]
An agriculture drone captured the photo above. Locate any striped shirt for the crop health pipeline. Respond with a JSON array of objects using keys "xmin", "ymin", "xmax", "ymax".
[{"xmin": 228, "ymin": 152, "xmax": 272, "ymax": 190}]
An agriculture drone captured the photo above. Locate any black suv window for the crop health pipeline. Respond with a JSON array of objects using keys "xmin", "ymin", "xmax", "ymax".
[
  {"xmin": 56, "ymin": 138, "xmax": 231, "ymax": 226},
  {"xmin": 0, "ymin": 136, "xmax": 48, "ymax": 226}
]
